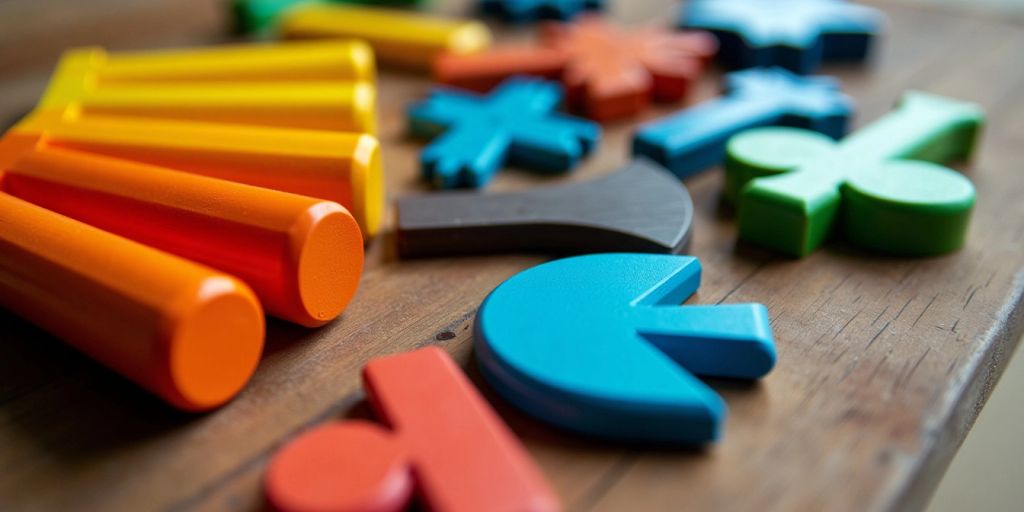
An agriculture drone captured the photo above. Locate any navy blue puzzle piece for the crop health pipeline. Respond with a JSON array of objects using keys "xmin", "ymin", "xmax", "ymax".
[
  {"xmin": 480, "ymin": 0, "xmax": 604, "ymax": 22},
  {"xmin": 633, "ymin": 67, "xmax": 853, "ymax": 178},
  {"xmin": 409, "ymin": 78, "xmax": 601, "ymax": 189},
  {"xmin": 475, "ymin": 253, "xmax": 776, "ymax": 444},
  {"xmin": 680, "ymin": 0, "xmax": 885, "ymax": 74}
]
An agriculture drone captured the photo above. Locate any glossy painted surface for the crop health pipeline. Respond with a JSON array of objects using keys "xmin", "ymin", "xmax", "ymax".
[
  {"xmin": 264, "ymin": 347, "xmax": 559, "ymax": 512},
  {"xmin": 633, "ymin": 67, "xmax": 852, "ymax": 179},
  {"xmin": 729, "ymin": 91, "xmax": 983, "ymax": 256},
  {"xmin": 434, "ymin": 16, "xmax": 717, "ymax": 120},
  {"xmin": 38, "ymin": 40, "xmax": 377, "ymax": 132},
  {"xmin": 2, "ymin": 146, "xmax": 364, "ymax": 327},
  {"xmin": 279, "ymin": 3, "xmax": 492, "ymax": 69},
  {"xmin": 0, "ymin": 193, "xmax": 264, "ymax": 411},
  {"xmin": 680, "ymin": 0, "xmax": 885, "ymax": 73},
  {"xmin": 475, "ymin": 254, "xmax": 775, "ymax": 444},
  {"xmin": 2, "ymin": 110, "xmax": 384, "ymax": 237},
  {"xmin": 480, "ymin": 0, "xmax": 604, "ymax": 22},
  {"xmin": 397, "ymin": 158, "xmax": 694, "ymax": 257},
  {"xmin": 408, "ymin": 77, "xmax": 599, "ymax": 188}
]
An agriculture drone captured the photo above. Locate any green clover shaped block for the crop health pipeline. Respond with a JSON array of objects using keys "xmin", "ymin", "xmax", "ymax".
[{"xmin": 727, "ymin": 91, "xmax": 983, "ymax": 257}]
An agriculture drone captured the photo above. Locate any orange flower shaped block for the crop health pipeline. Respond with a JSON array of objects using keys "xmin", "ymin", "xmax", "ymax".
[
  {"xmin": 0, "ymin": 193, "xmax": 265, "ymax": 411},
  {"xmin": 435, "ymin": 16, "xmax": 717, "ymax": 121}
]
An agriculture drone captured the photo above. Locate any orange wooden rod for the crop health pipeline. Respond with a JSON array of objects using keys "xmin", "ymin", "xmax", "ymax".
[
  {"xmin": 0, "ymin": 192, "xmax": 264, "ymax": 411},
  {"xmin": 2, "ymin": 145, "xmax": 364, "ymax": 327}
]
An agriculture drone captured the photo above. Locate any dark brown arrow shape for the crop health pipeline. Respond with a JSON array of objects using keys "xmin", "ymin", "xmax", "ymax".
[{"xmin": 396, "ymin": 158, "xmax": 693, "ymax": 257}]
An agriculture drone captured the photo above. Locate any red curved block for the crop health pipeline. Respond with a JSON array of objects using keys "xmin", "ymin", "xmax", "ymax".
[{"xmin": 265, "ymin": 347, "xmax": 559, "ymax": 512}]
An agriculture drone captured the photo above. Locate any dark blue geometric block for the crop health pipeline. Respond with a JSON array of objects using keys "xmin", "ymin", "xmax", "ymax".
[
  {"xmin": 680, "ymin": 0, "xmax": 886, "ymax": 74},
  {"xmin": 408, "ymin": 78, "xmax": 601, "ymax": 189},
  {"xmin": 475, "ymin": 253, "xmax": 776, "ymax": 445},
  {"xmin": 633, "ymin": 67, "xmax": 853, "ymax": 178},
  {"xmin": 480, "ymin": 0, "xmax": 605, "ymax": 23}
]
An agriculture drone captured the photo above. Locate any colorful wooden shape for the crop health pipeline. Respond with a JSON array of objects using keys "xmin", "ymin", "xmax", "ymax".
[
  {"xmin": 475, "ymin": 254, "xmax": 775, "ymax": 444},
  {"xmin": 408, "ymin": 78, "xmax": 600, "ymax": 188},
  {"xmin": 2, "ymin": 110, "xmax": 384, "ymax": 238},
  {"xmin": 480, "ymin": 0, "xmax": 604, "ymax": 22},
  {"xmin": 680, "ymin": 0, "xmax": 885, "ymax": 74},
  {"xmin": 2, "ymin": 145, "xmax": 363, "ymax": 327},
  {"xmin": 633, "ymin": 67, "xmax": 852, "ymax": 179},
  {"xmin": 434, "ymin": 17, "xmax": 717, "ymax": 121},
  {"xmin": 0, "ymin": 193, "xmax": 264, "ymax": 411},
  {"xmin": 397, "ymin": 158, "xmax": 693, "ymax": 257},
  {"xmin": 729, "ymin": 91, "xmax": 983, "ymax": 257},
  {"xmin": 270, "ymin": 3, "xmax": 492, "ymax": 70},
  {"xmin": 38, "ymin": 40, "xmax": 377, "ymax": 132},
  {"xmin": 234, "ymin": 0, "xmax": 425, "ymax": 34},
  {"xmin": 264, "ymin": 347, "xmax": 559, "ymax": 512}
]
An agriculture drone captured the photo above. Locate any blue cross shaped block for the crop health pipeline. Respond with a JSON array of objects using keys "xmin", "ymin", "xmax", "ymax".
[
  {"xmin": 479, "ymin": 0, "xmax": 604, "ymax": 22},
  {"xmin": 680, "ymin": 0, "xmax": 886, "ymax": 74},
  {"xmin": 475, "ymin": 253, "xmax": 776, "ymax": 444},
  {"xmin": 633, "ymin": 67, "xmax": 853, "ymax": 179},
  {"xmin": 409, "ymin": 78, "xmax": 601, "ymax": 189}
]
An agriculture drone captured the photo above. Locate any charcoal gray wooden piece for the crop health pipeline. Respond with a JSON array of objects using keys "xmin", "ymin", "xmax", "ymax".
[{"xmin": 396, "ymin": 158, "xmax": 694, "ymax": 257}]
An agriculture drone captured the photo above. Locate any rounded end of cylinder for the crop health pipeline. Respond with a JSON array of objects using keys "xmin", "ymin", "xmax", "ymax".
[
  {"xmin": 449, "ymin": 21, "xmax": 492, "ymax": 56},
  {"xmin": 353, "ymin": 81, "xmax": 378, "ymax": 134},
  {"xmin": 164, "ymin": 276, "xmax": 265, "ymax": 411},
  {"xmin": 289, "ymin": 201, "xmax": 364, "ymax": 327},
  {"xmin": 348, "ymin": 40, "xmax": 377, "ymax": 83},
  {"xmin": 350, "ymin": 133, "xmax": 384, "ymax": 239}
]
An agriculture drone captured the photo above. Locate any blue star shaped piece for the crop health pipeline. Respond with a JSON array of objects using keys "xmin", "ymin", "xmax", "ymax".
[
  {"xmin": 633, "ymin": 67, "xmax": 853, "ymax": 179},
  {"xmin": 475, "ymin": 253, "xmax": 777, "ymax": 444},
  {"xmin": 480, "ymin": 0, "xmax": 604, "ymax": 22},
  {"xmin": 680, "ymin": 0, "xmax": 886, "ymax": 73},
  {"xmin": 408, "ymin": 78, "xmax": 601, "ymax": 189}
]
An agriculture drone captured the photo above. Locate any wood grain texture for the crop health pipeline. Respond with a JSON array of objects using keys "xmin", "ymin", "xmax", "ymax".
[{"xmin": 0, "ymin": 1, "xmax": 1022, "ymax": 511}]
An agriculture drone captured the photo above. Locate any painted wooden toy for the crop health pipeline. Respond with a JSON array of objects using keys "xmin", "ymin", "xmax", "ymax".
[
  {"xmin": 234, "ymin": 0, "xmax": 424, "ymax": 34},
  {"xmin": 729, "ymin": 91, "xmax": 983, "ymax": 257},
  {"xmin": 475, "ymin": 253, "xmax": 776, "ymax": 444},
  {"xmin": 3, "ymin": 110, "xmax": 384, "ymax": 238},
  {"xmin": 37, "ymin": 40, "xmax": 377, "ymax": 133},
  {"xmin": 239, "ymin": 1, "xmax": 492, "ymax": 70},
  {"xmin": 408, "ymin": 77, "xmax": 600, "ymax": 188},
  {"xmin": 434, "ymin": 16, "xmax": 717, "ymax": 121},
  {"xmin": 0, "ymin": 145, "xmax": 363, "ymax": 328},
  {"xmin": 680, "ymin": 0, "xmax": 886, "ymax": 74},
  {"xmin": 0, "ymin": 193, "xmax": 264, "ymax": 411},
  {"xmin": 480, "ymin": 0, "xmax": 604, "ymax": 22},
  {"xmin": 264, "ymin": 347, "xmax": 559, "ymax": 512},
  {"xmin": 633, "ymin": 67, "xmax": 852, "ymax": 179},
  {"xmin": 397, "ymin": 158, "xmax": 693, "ymax": 257}
]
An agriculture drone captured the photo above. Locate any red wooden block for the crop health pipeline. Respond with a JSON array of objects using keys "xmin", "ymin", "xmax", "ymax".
[
  {"xmin": 264, "ymin": 347, "xmax": 560, "ymax": 512},
  {"xmin": 434, "ymin": 16, "xmax": 716, "ymax": 121}
]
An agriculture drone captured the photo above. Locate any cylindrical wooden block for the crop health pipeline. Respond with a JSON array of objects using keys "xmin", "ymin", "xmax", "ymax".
[
  {"xmin": 0, "ymin": 192, "xmax": 264, "ymax": 411},
  {"xmin": 280, "ymin": 4, "xmax": 491, "ymax": 70},
  {"xmin": 3, "ymin": 145, "xmax": 365, "ymax": 327},
  {"xmin": 39, "ymin": 41, "xmax": 377, "ymax": 133},
  {"xmin": 3, "ymin": 112, "xmax": 384, "ymax": 237}
]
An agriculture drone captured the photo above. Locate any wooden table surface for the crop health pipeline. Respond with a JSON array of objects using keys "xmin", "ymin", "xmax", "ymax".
[{"xmin": 1, "ymin": 1, "xmax": 1023, "ymax": 511}]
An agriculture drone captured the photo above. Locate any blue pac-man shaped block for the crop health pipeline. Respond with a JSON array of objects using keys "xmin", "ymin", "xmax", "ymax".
[
  {"xmin": 680, "ymin": 0, "xmax": 886, "ymax": 74},
  {"xmin": 408, "ymin": 78, "xmax": 601, "ymax": 189},
  {"xmin": 479, "ymin": 0, "xmax": 604, "ymax": 22},
  {"xmin": 475, "ymin": 253, "xmax": 776, "ymax": 444},
  {"xmin": 633, "ymin": 67, "xmax": 853, "ymax": 178}
]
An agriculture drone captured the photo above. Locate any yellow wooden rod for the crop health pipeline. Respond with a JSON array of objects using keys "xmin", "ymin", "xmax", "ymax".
[
  {"xmin": 38, "ymin": 41, "xmax": 377, "ymax": 132},
  {"xmin": 280, "ymin": 4, "xmax": 491, "ymax": 70}
]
